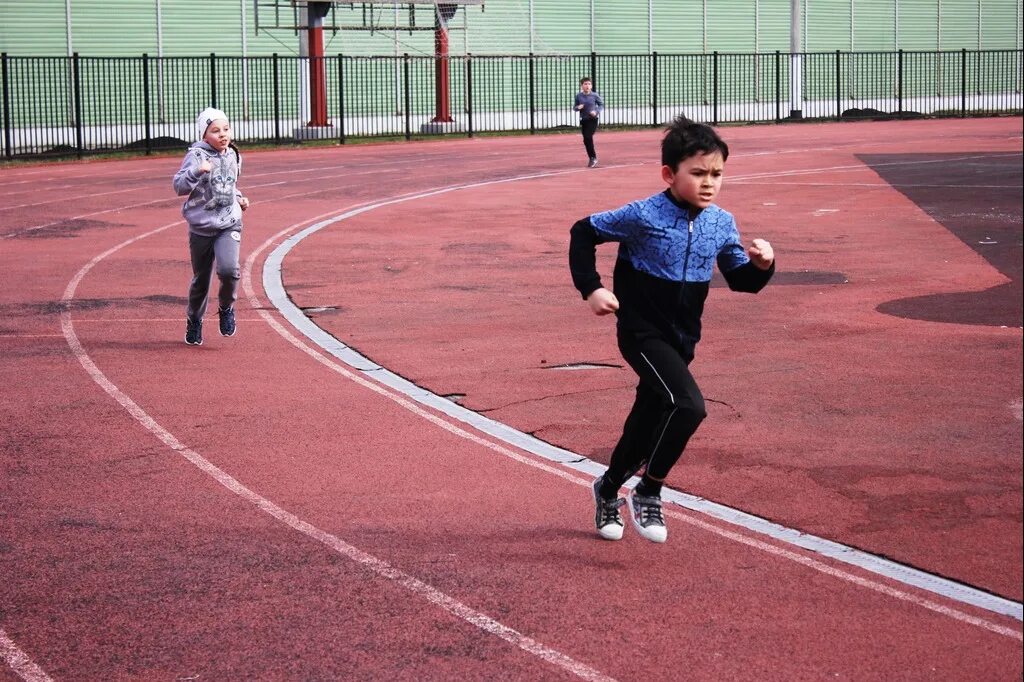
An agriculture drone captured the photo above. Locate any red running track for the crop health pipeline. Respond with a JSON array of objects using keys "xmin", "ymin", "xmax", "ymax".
[{"xmin": 0, "ymin": 117, "xmax": 1021, "ymax": 680}]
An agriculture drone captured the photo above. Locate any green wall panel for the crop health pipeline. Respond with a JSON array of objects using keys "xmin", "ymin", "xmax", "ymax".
[
  {"xmin": 854, "ymin": 0, "xmax": 897, "ymax": 50},
  {"xmin": 757, "ymin": 1, "xmax": 793, "ymax": 52},
  {"xmin": 806, "ymin": 0, "xmax": 852, "ymax": 51},
  {"xmin": 534, "ymin": 0, "xmax": 591, "ymax": 55},
  {"xmin": 898, "ymin": 0, "xmax": 940, "ymax": 50},
  {"xmin": 593, "ymin": 0, "xmax": 648, "ymax": 53},
  {"xmin": 466, "ymin": 2, "xmax": 530, "ymax": 54},
  {"xmin": 980, "ymin": 0, "xmax": 1021, "ymax": 48},
  {"xmin": 707, "ymin": 0, "xmax": 757, "ymax": 52},
  {"xmin": 940, "ymin": 0, "xmax": 981, "ymax": 49},
  {"xmin": 70, "ymin": 0, "xmax": 157, "ymax": 56},
  {"xmin": 0, "ymin": 0, "xmax": 69, "ymax": 55},
  {"xmin": 1, "ymin": 1, "xmax": 1021, "ymax": 58},
  {"xmin": 652, "ymin": 0, "xmax": 705, "ymax": 54}
]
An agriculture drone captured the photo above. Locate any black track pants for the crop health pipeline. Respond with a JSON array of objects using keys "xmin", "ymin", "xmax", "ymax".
[
  {"xmin": 580, "ymin": 117, "xmax": 598, "ymax": 160},
  {"xmin": 602, "ymin": 333, "xmax": 707, "ymax": 490}
]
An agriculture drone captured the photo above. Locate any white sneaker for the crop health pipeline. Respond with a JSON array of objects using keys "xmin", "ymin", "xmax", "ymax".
[
  {"xmin": 628, "ymin": 490, "xmax": 667, "ymax": 543},
  {"xmin": 592, "ymin": 476, "xmax": 625, "ymax": 541}
]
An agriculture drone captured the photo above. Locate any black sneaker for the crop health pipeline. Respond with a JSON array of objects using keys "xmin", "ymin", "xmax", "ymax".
[
  {"xmin": 185, "ymin": 317, "xmax": 203, "ymax": 346},
  {"xmin": 628, "ymin": 490, "xmax": 667, "ymax": 543},
  {"xmin": 592, "ymin": 476, "xmax": 625, "ymax": 541},
  {"xmin": 218, "ymin": 306, "xmax": 236, "ymax": 337}
]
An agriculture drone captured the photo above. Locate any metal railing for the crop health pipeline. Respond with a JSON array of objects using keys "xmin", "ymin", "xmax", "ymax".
[{"xmin": 1, "ymin": 49, "xmax": 1021, "ymax": 159}]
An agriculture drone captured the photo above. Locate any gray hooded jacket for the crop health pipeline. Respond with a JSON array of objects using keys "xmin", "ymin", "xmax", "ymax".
[{"xmin": 173, "ymin": 141, "xmax": 243, "ymax": 236}]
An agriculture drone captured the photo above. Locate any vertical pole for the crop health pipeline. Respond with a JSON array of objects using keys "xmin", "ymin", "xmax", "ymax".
[
  {"xmin": 961, "ymin": 48, "xmax": 967, "ymax": 116},
  {"xmin": 272, "ymin": 53, "xmax": 280, "ymax": 143},
  {"xmin": 404, "ymin": 53, "xmax": 411, "ymax": 140},
  {"xmin": 466, "ymin": 56, "xmax": 473, "ymax": 137},
  {"xmin": 209, "ymin": 52, "xmax": 217, "ymax": 107},
  {"xmin": 72, "ymin": 52, "xmax": 83, "ymax": 158},
  {"xmin": 528, "ymin": 53, "xmax": 535, "ymax": 134},
  {"xmin": 307, "ymin": 27, "xmax": 327, "ymax": 125},
  {"xmin": 652, "ymin": 51, "xmax": 658, "ymax": 126},
  {"xmin": 1, "ymin": 53, "xmax": 12, "ymax": 160},
  {"xmin": 432, "ymin": 11, "xmax": 453, "ymax": 123},
  {"xmin": 835, "ymin": 49, "xmax": 841, "ymax": 118},
  {"xmin": 775, "ymin": 50, "xmax": 781, "ymax": 121},
  {"xmin": 338, "ymin": 53, "xmax": 346, "ymax": 143},
  {"xmin": 789, "ymin": 0, "xmax": 803, "ymax": 118},
  {"xmin": 143, "ymin": 53, "xmax": 152, "ymax": 155},
  {"xmin": 240, "ymin": 0, "xmax": 249, "ymax": 119},
  {"xmin": 712, "ymin": 51, "xmax": 719, "ymax": 125},
  {"xmin": 897, "ymin": 49, "xmax": 904, "ymax": 113},
  {"xmin": 590, "ymin": 51, "xmax": 597, "ymax": 91}
]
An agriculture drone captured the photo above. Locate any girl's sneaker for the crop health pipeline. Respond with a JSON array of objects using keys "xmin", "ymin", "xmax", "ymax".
[
  {"xmin": 218, "ymin": 306, "xmax": 236, "ymax": 336},
  {"xmin": 592, "ymin": 476, "xmax": 625, "ymax": 540},
  {"xmin": 628, "ymin": 491, "xmax": 667, "ymax": 543},
  {"xmin": 185, "ymin": 317, "xmax": 203, "ymax": 345}
]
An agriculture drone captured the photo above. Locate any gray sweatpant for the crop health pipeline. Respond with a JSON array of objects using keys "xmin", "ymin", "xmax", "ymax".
[{"xmin": 187, "ymin": 228, "xmax": 241, "ymax": 321}]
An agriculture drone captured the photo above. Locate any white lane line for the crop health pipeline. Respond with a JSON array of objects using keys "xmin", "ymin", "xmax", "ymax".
[
  {"xmin": 0, "ymin": 185, "xmax": 144, "ymax": 211},
  {"xmin": 0, "ymin": 181, "xmax": 279, "ymax": 240},
  {"xmin": 60, "ymin": 222, "xmax": 615, "ymax": 682},
  {"xmin": 259, "ymin": 173, "xmax": 1024, "ymax": 632},
  {"xmin": 0, "ymin": 628, "xmax": 52, "ymax": 682},
  {"xmin": 662, "ymin": 506, "xmax": 1024, "ymax": 641}
]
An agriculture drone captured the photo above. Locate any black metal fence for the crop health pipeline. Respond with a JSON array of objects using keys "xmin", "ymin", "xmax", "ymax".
[{"xmin": 1, "ymin": 49, "xmax": 1021, "ymax": 159}]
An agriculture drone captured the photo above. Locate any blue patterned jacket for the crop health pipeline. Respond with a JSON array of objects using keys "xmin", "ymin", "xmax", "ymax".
[{"xmin": 569, "ymin": 189, "xmax": 773, "ymax": 359}]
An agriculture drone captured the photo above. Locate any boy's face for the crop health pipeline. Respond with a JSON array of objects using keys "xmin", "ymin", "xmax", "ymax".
[
  {"xmin": 203, "ymin": 119, "xmax": 232, "ymax": 152},
  {"xmin": 662, "ymin": 151, "xmax": 725, "ymax": 209},
  {"xmin": 580, "ymin": 80, "xmax": 592, "ymax": 93}
]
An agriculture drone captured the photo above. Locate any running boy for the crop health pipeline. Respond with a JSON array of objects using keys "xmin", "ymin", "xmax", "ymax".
[
  {"xmin": 569, "ymin": 115, "xmax": 775, "ymax": 543},
  {"xmin": 173, "ymin": 107, "xmax": 249, "ymax": 346},
  {"xmin": 574, "ymin": 77, "xmax": 604, "ymax": 168}
]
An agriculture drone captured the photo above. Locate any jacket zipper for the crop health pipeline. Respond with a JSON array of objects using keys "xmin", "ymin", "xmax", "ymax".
[
  {"xmin": 671, "ymin": 214, "xmax": 696, "ymax": 345},
  {"xmin": 682, "ymin": 215, "xmax": 694, "ymax": 279}
]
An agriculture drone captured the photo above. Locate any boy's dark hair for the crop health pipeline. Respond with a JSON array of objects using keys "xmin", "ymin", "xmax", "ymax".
[
  {"xmin": 661, "ymin": 115, "xmax": 729, "ymax": 169},
  {"xmin": 580, "ymin": 76, "xmax": 592, "ymax": 85}
]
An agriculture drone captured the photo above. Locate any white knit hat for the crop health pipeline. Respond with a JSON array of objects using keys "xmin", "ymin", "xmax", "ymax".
[{"xmin": 196, "ymin": 107, "xmax": 229, "ymax": 141}]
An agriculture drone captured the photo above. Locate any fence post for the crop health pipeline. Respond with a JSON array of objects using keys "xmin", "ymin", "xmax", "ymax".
[
  {"xmin": 590, "ymin": 51, "xmax": 597, "ymax": 89},
  {"xmin": 528, "ymin": 53, "xmax": 535, "ymax": 134},
  {"xmin": 403, "ymin": 53, "xmax": 411, "ymax": 140},
  {"xmin": 272, "ymin": 53, "xmax": 280, "ymax": 143},
  {"xmin": 72, "ymin": 52, "xmax": 84, "ymax": 158},
  {"xmin": 210, "ymin": 53, "xmax": 217, "ymax": 107},
  {"xmin": 835, "ymin": 50, "xmax": 841, "ymax": 119},
  {"xmin": 651, "ymin": 51, "xmax": 658, "ymax": 126},
  {"xmin": 897, "ymin": 49, "xmax": 904, "ymax": 114},
  {"xmin": 712, "ymin": 51, "xmax": 719, "ymax": 125},
  {"xmin": 466, "ymin": 56, "xmax": 473, "ymax": 138},
  {"xmin": 337, "ymin": 54, "xmax": 346, "ymax": 144},
  {"xmin": 1, "ymin": 53, "xmax": 11, "ymax": 160},
  {"xmin": 775, "ymin": 50, "xmax": 781, "ymax": 121},
  {"xmin": 142, "ymin": 53, "xmax": 152, "ymax": 155},
  {"xmin": 961, "ymin": 48, "xmax": 967, "ymax": 117}
]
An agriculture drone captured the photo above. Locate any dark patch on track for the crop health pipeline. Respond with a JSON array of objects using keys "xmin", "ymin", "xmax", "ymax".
[
  {"xmin": 858, "ymin": 152, "xmax": 1023, "ymax": 327},
  {"xmin": 32, "ymin": 298, "xmax": 114, "ymax": 314},
  {"xmin": 441, "ymin": 242, "xmax": 514, "ymax": 254},
  {"xmin": 301, "ymin": 305, "xmax": 345, "ymax": 315},
  {"xmin": 8, "ymin": 218, "xmax": 126, "ymax": 240},
  {"xmin": 2, "ymin": 294, "xmax": 186, "ymax": 317},
  {"xmin": 142, "ymin": 294, "xmax": 188, "ymax": 306}
]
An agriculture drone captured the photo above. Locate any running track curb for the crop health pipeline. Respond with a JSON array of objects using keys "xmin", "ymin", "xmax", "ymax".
[{"xmin": 262, "ymin": 171, "xmax": 1023, "ymax": 625}]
